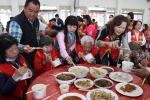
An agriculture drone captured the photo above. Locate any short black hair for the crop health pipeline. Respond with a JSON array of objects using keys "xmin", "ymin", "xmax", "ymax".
[
  {"xmin": 49, "ymin": 20, "xmax": 51, "ymax": 22},
  {"xmin": 25, "ymin": 0, "xmax": 40, "ymax": 7},
  {"xmin": 127, "ymin": 12, "xmax": 134, "ymax": 19},
  {"xmin": 47, "ymin": 30, "xmax": 58, "ymax": 37},
  {"xmin": 77, "ymin": 17, "xmax": 83, "ymax": 22},
  {"xmin": 109, "ymin": 15, "xmax": 114, "ymax": 18},
  {"xmin": 133, "ymin": 20, "xmax": 142, "ymax": 30},
  {"xmin": 39, "ymin": 35, "xmax": 53, "ymax": 47},
  {"xmin": 55, "ymin": 14, "xmax": 59, "ymax": 17},
  {"xmin": 92, "ymin": 19, "xmax": 95, "ymax": 22},
  {"xmin": 51, "ymin": 18, "xmax": 56, "ymax": 22},
  {"xmin": 0, "ymin": 34, "xmax": 18, "ymax": 63}
]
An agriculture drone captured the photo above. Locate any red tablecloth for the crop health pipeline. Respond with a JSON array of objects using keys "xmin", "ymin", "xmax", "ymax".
[{"xmin": 26, "ymin": 64, "xmax": 150, "ymax": 100}]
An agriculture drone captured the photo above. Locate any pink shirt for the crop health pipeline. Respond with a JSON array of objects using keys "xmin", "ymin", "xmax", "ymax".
[
  {"xmin": 87, "ymin": 24, "xmax": 95, "ymax": 36},
  {"xmin": 56, "ymin": 32, "xmax": 76, "ymax": 59}
]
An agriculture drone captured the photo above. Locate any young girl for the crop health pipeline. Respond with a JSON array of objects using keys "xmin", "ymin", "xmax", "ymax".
[
  {"xmin": 96, "ymin": 15, "xmax": 129, "ymax": 66},
  {"xmin": 34, "ymin": 35, "xmax": 60, "ymax": 77},
  {"xmin": 0, "ymin": 34, "xmax": 33, "ymax": 100},
  {"xmin": 55, "ymin": 15, "xmax": 79, "ymax": 65}
]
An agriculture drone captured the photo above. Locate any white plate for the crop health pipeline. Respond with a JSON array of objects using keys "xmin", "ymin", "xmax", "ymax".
[
  {"xmin": 57, "ymin": 92, "xmax": 87, "ymax": 100},
  {"xmin": 109, "ymin": 72, "xmax": 133, "ymax": 83},
  {"xmin": 115, "ymin": 83, "xmax": 143, "ymax": 97},
  {"xmin": 74, "ymin": 78, "xmax": 94, "ymax": 90},
  {"xmin": 100, "ymin": 66, "xmax": 114, "ymax": 74},
  {"xmin": 86, "ymin": 88, "xmax": 118, "ymax": 100}
]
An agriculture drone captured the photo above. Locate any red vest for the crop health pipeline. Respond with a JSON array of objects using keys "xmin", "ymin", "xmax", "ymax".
[
  {"xmin": 34, "ymin": 47, "xmax": 60, "ymax": 77},
  {"xmin": 131, "ymin": 30, "xmax": 143, "ymax": 41},
  {"xmin": 0, "ymin": 54, "xmax": 28, "ymax": 100},
  {"xmin": 99, "ymin": 36, "xmax": 120, "ymax": 62},
  {"xmin": 75, "ymin": 44, "xmax": 98, "ymax": 64}
]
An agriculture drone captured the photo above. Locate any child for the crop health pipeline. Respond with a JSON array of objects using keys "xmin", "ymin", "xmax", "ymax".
[
  {"xmin": 55, "ymin": 15, "xmax": 79, "ymax": 65},
  {"xmin": 34, "ymin": 35, "xmax": 61, "ymax": 78},
  {"xmin": 0, "ymin": 34, "xmax": 33, "ymax": 100}
]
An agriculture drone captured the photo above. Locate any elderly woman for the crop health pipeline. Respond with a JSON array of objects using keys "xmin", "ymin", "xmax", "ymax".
[
  {"xmin": 0, "ymin": 34, "xmax": 33, "ymax": 100},
  {"xmin": 73, "ymin": 35, "xmax": 100, "ymax": 64},
  {"xmin": 34, "ymin": 35, "xmax": 60, "ymax": 78}
]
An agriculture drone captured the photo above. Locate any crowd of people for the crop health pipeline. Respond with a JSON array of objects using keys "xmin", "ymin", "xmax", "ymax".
[{"xmin": 0, "ymin": 0, "xmax": 150, "ymax": 99}]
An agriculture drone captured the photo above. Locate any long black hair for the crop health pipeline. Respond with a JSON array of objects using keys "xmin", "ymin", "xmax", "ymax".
[
  {"xmin": 64, "ymin": 15, "xmax": 79, "ymax": 46},
  {"xmin": 0, "ymin": 34, "xmax": 18, "ymax": 63}
]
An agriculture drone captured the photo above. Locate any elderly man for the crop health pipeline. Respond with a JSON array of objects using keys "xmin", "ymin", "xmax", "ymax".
[
  {"xmin": 9, "ymin": 0, "xmax": 47, "ymax": 67},
  {"xmin": 73, "ymin": 35, "xmax": 100, "ymax": 64}
]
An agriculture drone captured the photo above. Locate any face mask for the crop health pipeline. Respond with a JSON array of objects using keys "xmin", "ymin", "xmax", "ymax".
[
  {"xmin": 6, "ymin": 58, "xmax": 16, "ymax": 62},
  {"xmin": 44, "ymin": 52, "xmax": 50, "ymax": 56}
]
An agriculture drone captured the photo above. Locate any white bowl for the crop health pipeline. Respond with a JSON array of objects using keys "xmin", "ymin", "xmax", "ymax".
[
  {"xmin": 68, "ymin": 66, "xmax": 89, "ymax": 78},
  {"xmin": 32, "ymin": 84, "xmax": 46, "ymax": 99},
  {"xmin": 94, "ymin": 78, "xmax": 113, "ymax": 89},
  {"xmin": 90, "ymin": 67, "xmax": 107, "ymax": 79},
  {"xmin": 55, "ymin": 72, "xmax": 76, "ymax": 84},
  {"xmin": 74, "ymin": 78, "xmax": 94, "ymax": 90}
]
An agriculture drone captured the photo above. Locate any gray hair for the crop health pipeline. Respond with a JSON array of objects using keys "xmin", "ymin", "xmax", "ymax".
[{"xmin": 81, "ymin": 35, "xmax": 94, "ymax": 45}]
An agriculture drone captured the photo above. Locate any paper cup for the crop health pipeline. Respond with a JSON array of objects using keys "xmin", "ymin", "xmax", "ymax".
[
  {"xmin": 59, "ymin": 84, "xmax": 69, "ymax": 94},
  {"xmin": 52, "ymin": 58, "xmax": 61, "ymax": 67},
  {"xmin": 122, "ymin": 61, "xmax": 134, "ymax": 72},
  {"xmin": 32, "ymin": 84, "xmax": 46, "ymax": 99},
  {"xmin": 84, "ymin": 53, "xmax": 94, "ymax": 63}
]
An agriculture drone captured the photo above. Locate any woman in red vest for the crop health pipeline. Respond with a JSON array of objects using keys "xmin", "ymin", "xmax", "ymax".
[
  {"xmin": 73, "ymin": 35, "xmax": 100, "ymax": 64},
  {"xmin": 34, "ymin": 35, "xmax": 61, "ymax": 78},
  {"xmin": 0, "ymin": 34, "xmax": 34, "ymax": 100},
  {"xmin": 81, "ymin": 15, "xmax": 96, "ymax": 40},
  {"xmin": 96, "ymin": 15, "xmax": 129, "ymax": 66},
  {"xmin": 127, "ymin": 21, "xmax": 146, "ymax": 47}
]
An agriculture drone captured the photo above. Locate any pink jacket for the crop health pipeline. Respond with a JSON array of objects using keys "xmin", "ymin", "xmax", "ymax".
[{"xmin": 56, "ymin": 32, "xmax": 76, "ymax": 59}]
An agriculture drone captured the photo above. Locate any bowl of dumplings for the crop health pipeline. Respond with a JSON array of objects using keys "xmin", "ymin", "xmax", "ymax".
[{"xmin": 90, "ymin": 67, "xmax": 107, "ymax": 79}]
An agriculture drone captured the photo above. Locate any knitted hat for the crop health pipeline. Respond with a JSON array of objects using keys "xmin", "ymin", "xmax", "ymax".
[{"xmin": 128, "ymin": 42, "xmax": 140, "ymax": 50}]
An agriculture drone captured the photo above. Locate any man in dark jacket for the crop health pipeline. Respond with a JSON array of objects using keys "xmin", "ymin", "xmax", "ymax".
[
  {"xmin": 9, "ymin": 0, "xmax": 40, "ymax": 67},
  {"xmin": 55, "ymin": 14, "xmax": 64, "ymax": 30}
]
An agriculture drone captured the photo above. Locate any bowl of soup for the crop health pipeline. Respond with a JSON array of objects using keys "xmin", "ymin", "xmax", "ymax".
[
  {"xmin": 57, "ymin": 92, "xmax": 87, "ymax": 100},
  {"xmin": 55, "ymin": 72, "xmax": 76, "ymax": 84}
]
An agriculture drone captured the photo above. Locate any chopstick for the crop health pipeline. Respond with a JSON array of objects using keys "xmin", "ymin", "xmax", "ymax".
[
  {"xmin": 142, "ymin": 78, "xmax": 146, "ymax": 85},
  {"xmin": 24, "ymin": 47, "xmax": 46, "ymax": 50},
  {"xmin": 16, "ymin": 63, "xmax": 21, "ymax": 68},
  {"xmin": 92, "ymin": 67, "xmax": 101, "ymax": 75},
  {"xmin": 42, "ymin": 92, "xmax": 58, "ymax": 100},
  {"xmin": 26, "ymin": 84, "xmax": 50, "ymax": 94}
]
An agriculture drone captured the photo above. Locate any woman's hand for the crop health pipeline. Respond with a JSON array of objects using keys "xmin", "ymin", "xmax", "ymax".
[
  {"xmin": 78, "ymin": 52, "xmax": 84, "ymax": 58},
  {"xmin": 107, "ymin": 42, "xmax": 118, "ymax": 48},
  {"xmin": 12, "ymin": 67, "xmax": 28, "ymax": 80},
  {"xmin": 67, "ymin": 57, "xmax": 73, "ymax": 64}
]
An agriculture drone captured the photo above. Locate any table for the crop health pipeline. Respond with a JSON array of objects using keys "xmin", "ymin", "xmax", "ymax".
[{"xmin": 26, "ymin": 64, "xmax": 150, "ymax": 100}]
